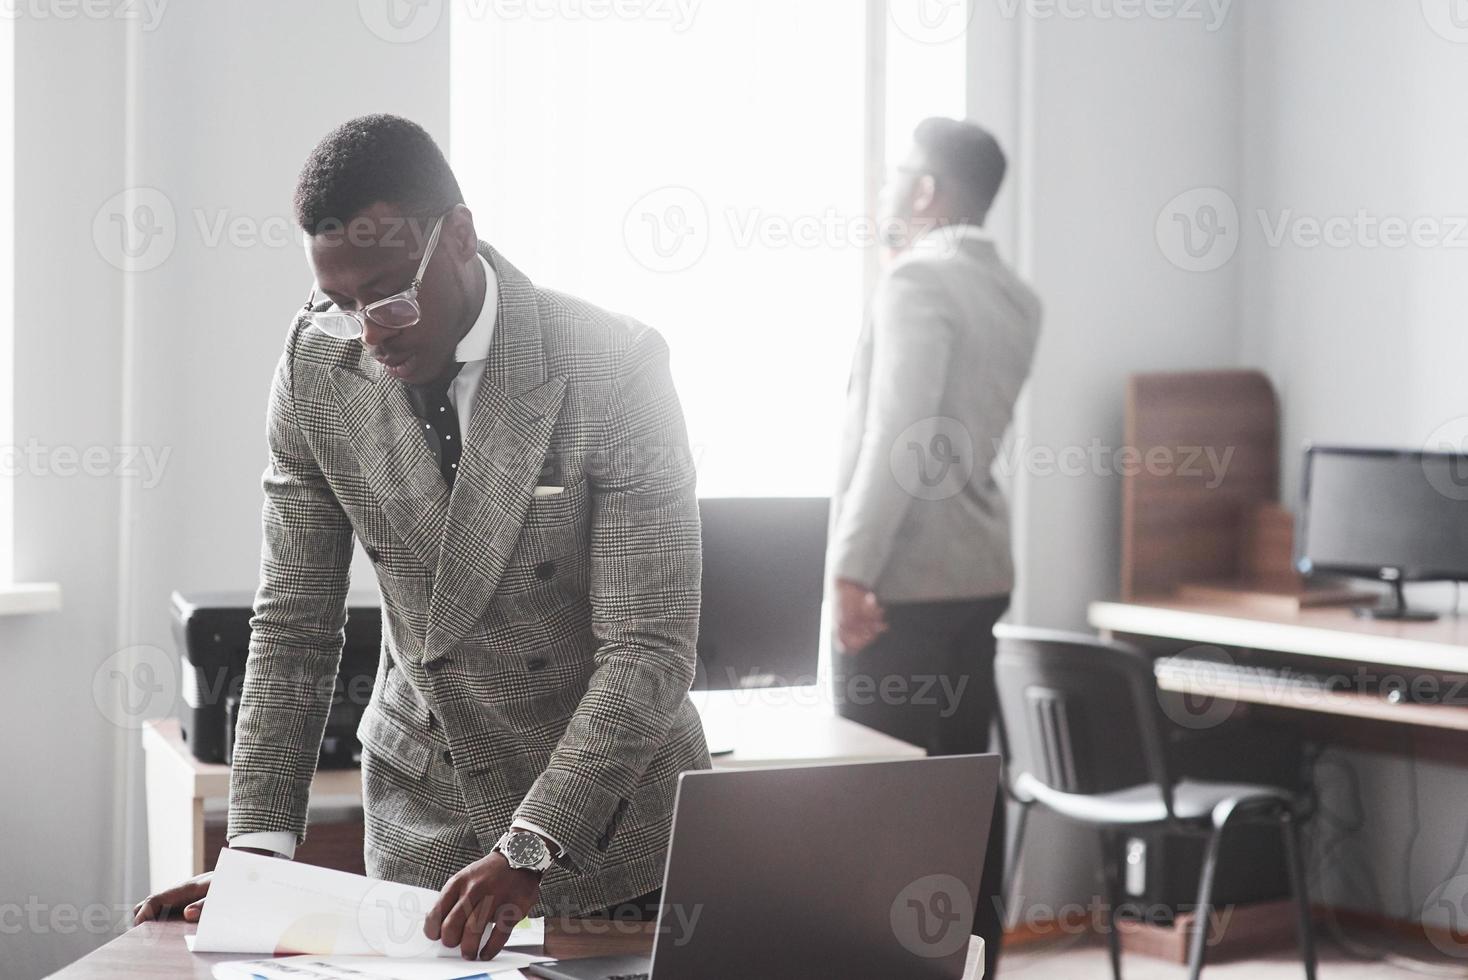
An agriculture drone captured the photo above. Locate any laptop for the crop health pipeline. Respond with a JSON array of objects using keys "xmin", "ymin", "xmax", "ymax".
[{"xmin": 527, "ymin": 755, "xmax": 1000, "ymax": 980}]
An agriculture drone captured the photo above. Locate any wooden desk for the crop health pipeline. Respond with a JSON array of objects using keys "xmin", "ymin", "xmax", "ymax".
[
  {"xmin": 1089, "ymin": 594, "xmax": 1468, "ymax": 954},
  {"xmin": 143, "ymin": 687, "xmax": 923, "ymax": 891},
  {"xmin": 691, "ymin": 686, "xmax": 927, "ymax": 768},
  {"xmin": 1091, "ymin": 596, "xmax": 1468, "ymax": 673},
  {"xmin": 141, "ymin": 720, "xmax": 366, "ymax": 891},
  {"xmin": 1089, "ymin": 597, "xmax": 1468, "ymax": 740},
  {"xmin": 47, "ymin": 920, "xmax": 984, "ymax": 979}
]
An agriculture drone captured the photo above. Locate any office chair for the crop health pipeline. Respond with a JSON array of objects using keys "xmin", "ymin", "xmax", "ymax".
[{"xmin": 993, "ymin": 624, "xmax": 1316, "ymax": 980}]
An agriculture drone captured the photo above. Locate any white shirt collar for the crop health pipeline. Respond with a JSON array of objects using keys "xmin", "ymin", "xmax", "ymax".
[
  {"xmin": 905, "ymin": 222, "xmax": 994, "ymax": 262},
  {"xmin": 453, "ymin": 254, "xmax": 498, "ymax": 365},
  {"xmin": 917, "ymin": 222, "xmax": 990, "ymax": 248}
]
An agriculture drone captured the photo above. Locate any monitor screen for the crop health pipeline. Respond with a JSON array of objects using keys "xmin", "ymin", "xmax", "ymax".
[
  {"xmin": 696, "ymin": 497, "xmax": 828, "ymax": 689},
  {"xmin": 1296, "ymin": 447, "xmax": 1468, "ymax": 581}
]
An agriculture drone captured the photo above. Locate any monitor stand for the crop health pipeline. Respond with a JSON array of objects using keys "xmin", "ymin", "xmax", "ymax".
[{"xmin": 1353, "ymin": 578, "xmax": 1439, "ymax": 622}]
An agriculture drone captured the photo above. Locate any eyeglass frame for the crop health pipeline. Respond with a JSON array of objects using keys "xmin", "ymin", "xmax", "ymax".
[{"xmin": 299, "ymin": 212, "xmax": 449, "ymax": 340}]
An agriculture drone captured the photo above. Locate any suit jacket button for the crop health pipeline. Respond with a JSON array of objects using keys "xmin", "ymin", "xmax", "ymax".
[
  {"xmin": 364, "ymin": 546, "xmax": 380, "ymax": 562},
  {"xmin": 441, "ymin": 749, "xmax": 453, "ymax": 766},
  {"xmin": 535, "ymin": 561, "xmax": 556, "ymax": 580}
]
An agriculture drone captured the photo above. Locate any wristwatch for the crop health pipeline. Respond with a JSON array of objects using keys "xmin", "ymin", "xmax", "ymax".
[{"xmin": 494, "ymin": 829, "xmax": 555, "ymax": 874}]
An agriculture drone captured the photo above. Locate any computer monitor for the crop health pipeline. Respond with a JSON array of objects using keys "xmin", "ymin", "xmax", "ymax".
[
  {"xmin": 1295, "ymin": 445, "xmax": 1468, "ymax": 620},
  {"xmin": 696, "ymin": 496, "xmax": 828, "ymax": 689}
]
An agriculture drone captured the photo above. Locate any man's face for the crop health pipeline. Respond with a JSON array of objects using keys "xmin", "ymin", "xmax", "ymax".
[
  {"xmin": 307, "ymin": 202, "xmax": 479, "ymax": 385},
  {"xmin": 877, "ymin": 145, "xmax": 936, "ymax": 251}
]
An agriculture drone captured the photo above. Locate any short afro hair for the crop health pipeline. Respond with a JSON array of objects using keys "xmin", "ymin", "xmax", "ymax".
[
  {"xmin": 912, "ymin": 118, "xmax": 1007, "ymax": 222},
  {"xmin": 294, "ymin": 114, "xmax": 464, "ymax": 235}
]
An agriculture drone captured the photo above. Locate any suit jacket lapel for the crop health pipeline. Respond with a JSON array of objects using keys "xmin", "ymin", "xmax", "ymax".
[
  {"xmin": 424, "ymin": 245, "xmax": 567, "ymax": 661},
  {"xmin": 329, "ymin": 350, "xmax": 449, "ymax": 572}
]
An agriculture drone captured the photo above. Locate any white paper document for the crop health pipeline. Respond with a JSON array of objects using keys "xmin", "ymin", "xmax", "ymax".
[
  {"xmin": 211, "ymin": 954, "xmax": 535, "ymax": 979},
  {"xmin": 190, "ymin": 848, "xmax": 549, "ymax": 967}
]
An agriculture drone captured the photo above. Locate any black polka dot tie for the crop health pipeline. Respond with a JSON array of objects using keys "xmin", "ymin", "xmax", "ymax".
[{"xmin": 405, "ymin": 365, "xmax": 463, "ymax": 489}]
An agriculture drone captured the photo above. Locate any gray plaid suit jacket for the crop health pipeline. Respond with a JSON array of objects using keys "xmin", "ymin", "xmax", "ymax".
[{"xmin": 227, "ymin": 243, "xmax": 710, "ymax": 915}]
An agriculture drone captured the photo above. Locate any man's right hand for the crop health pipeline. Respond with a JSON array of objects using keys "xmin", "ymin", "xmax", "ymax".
[
  {"xmin": 131, "ymin": 870, "xmax": 212, "ymax": 926},
  {"xmin": 834, "ymin": 578, "xmax": 888, "ymax": 655}
]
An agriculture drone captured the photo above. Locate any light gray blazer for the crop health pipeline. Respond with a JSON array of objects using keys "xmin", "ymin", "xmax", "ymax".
[
  {"xmin": 828, "ymin": 226, "xmax": 1042, "ymax": 604},
  {"xmin": 227, "ymin": 243, "xmax": 710, "ymax": 915}
]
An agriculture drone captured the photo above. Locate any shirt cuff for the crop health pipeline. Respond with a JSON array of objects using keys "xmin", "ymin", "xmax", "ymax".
[
  {"xmin": 228, "ymin": 831, "xmax": 296, "ymax": 859},
  {"xmin": 511, "ymin": 819, "xmax": 567, "ymax": 859}
]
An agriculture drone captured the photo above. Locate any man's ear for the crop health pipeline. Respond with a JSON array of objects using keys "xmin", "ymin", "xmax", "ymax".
[
  {"xmin": 441, "ymin": 203, "xmax": 480, "ymax": 262},
  {"xmin": 911, "ymin": 174, "xmax": 938, "ymax": 214}
]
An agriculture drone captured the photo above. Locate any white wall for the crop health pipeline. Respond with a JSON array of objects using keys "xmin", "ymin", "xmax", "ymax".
[
  {"xmin": 1017, "ymin": 5, "xmax": 1243, "ymax": 630},
  {"xmin": 982, "ymin": 0, "xmax": 1468, "ymax": 935},
  {"xmin": 972, "ymin": 0, "xmax": 1246, "ymax": 916},
  {"xmin": 1, "ymin": 12, "xmax": 127, "ymax": 978},
  {"xmin": 1239, "ymin": 0, "xmax": 1468, "ymax": 502},
  {"xmin": 0, "ymin": 6, "xmax": 447, "ymax": 978},
  {"xmin": 1237, "ymin": 0, "xmax": 1468, "ymax": 927},
  {"xmin": 1005, "ymin": 0, "xmax": 1468, "ymax": 931}
]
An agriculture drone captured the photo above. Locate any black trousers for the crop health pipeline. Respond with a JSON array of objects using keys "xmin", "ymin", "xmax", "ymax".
[{"xmin": 832, "ymin": 595, "xmax": 1010, "ymax": 980}]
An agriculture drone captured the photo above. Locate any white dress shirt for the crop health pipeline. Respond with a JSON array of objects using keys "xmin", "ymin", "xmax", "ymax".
[
  {"xmin": 232, "ymin": 255, "xmax": 564, "ymax": 862},
  {"xmin": 446, "ymin": 252, "xmax": 499, "ymax": 434}
]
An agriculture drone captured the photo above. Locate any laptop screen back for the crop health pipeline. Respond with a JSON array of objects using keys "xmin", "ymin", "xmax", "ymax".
[{"xmin": 648, "ymin": 755, "xmax": 999, "ymax": 980}]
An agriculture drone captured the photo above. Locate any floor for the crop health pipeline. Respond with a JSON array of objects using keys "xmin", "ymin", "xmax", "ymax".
[{"xmin": 998, "ymin": 935, "xmax": 1468, "ymax": 978}]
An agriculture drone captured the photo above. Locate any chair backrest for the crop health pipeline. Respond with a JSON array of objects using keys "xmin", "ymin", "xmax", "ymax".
[{"xmin": 994, "ymin": 625, "xmax": 1175, "ymax": 809}]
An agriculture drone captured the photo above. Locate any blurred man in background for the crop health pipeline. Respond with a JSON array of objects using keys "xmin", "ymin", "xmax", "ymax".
[{"xmin": 828, "ymin": 117, "xmax": 1042, "ymax": 978}]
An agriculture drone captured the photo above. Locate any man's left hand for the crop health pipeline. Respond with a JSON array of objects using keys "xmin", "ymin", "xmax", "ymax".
[{"xmin": 424, "ymin": 851, "xmax": 541, "ymax": 961}]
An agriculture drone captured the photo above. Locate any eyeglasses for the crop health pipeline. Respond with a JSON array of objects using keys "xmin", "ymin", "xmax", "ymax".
[
  {"xmin": 889, "ymin": 164, "xmax": 931, "ymax": 183},
  {"xmin": 300, "ymin": 214, "xmax": 447, "ymax": 340}
]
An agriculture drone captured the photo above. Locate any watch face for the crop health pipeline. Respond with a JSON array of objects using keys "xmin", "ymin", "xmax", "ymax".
[{"xmin": 506, "ymin": 833, "xmax": 548, "ymax": 867}]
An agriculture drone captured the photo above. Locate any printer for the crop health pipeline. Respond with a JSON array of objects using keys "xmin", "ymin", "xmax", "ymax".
[{"xmin": 169, "ymin": 590, "xmax": 381, "ymax": 767}]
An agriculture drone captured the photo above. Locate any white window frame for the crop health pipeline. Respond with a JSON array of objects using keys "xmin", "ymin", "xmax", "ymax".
[{"xmin": 0, "ymin": 18, "xmax": 61, "ymax": 616}]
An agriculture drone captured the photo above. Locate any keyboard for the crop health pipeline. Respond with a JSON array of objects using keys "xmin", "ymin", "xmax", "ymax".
[
  {"xmin": 1155, "ymin": 655, "xmax": 1468, "ymax": 706},
  {"xmin": 1155, "ymin": 655, "xmax": 1336, "ymax": 691}
]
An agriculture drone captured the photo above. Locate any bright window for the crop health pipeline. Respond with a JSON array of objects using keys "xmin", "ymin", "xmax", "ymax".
[
  {"xmin": 451, "ymin": 1, "xmax": 970, "ymax": 497},
  {"xmin": 450, "ymin": 1, "xmax": 870, "ymax": 497},
  {"xmin": 884, "ymin": 1, "xmax": 968, "ymax": 168}
]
